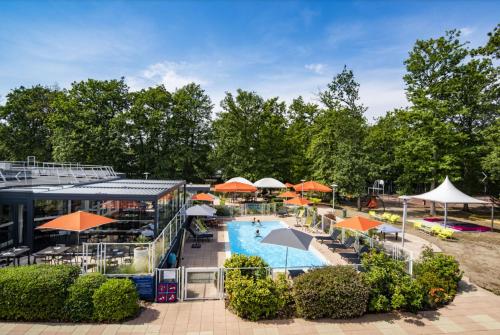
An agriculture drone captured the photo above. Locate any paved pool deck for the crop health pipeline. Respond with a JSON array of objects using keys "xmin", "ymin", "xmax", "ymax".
[{"xmin": 1, "ymin": 278, "xmax": 500, "ymax": 335}]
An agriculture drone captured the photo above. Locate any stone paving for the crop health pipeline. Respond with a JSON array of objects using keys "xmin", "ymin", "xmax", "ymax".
[{"xmin": 1, "ymin": 280, "xmax": 500, "ymax": 335}]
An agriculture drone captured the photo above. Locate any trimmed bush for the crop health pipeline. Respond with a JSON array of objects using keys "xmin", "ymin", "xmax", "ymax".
[
  {"xmin": 93, "ymin": 278, "xmax": 139, "ymax": 322},
  {"xmin": 0, "ymin": 264, "xmax": 80, "ymax": 321},
  {"xmin": 414, "ymin": 247, "xmax": 462, "ymax": 308},
  {"xmin": 224, "ymin": 254, "xmax": 269, "ymax": 282},
  {"xmin": 65, "ymin": 273, "xmax": 108, "ymax": 321},
  {"xmin": 362, "ymin": 250, "xmax": 424, "ymax": 313},
  {"xmin": 293, "ymin": 266, "xmax": 369, "ymax": 319}
]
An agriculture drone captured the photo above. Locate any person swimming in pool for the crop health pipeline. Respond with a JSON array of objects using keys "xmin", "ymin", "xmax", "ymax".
[
  {"xmin": 257, "ymin": 219, "xmax": 262, "ymax": 226},
  {"xmin": 252, "ymin": 217, "xmax": 256, "ymax": 225},
  {"xmin": 255, "ymin": 229, "xmax": 261, "ymax": 238}
]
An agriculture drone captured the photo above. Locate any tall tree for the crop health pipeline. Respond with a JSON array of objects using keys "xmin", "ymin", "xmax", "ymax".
[
  {"xmin": 49, "ymin": 79, "xmax": 129, "ymax": 169},
  {"xmin": 0, "ymin": 85, "xmax": 59, "ymax": 162},
  {"xmin": 169, "ymin": 83, "xmax": 213, "ymax": 182},
  {"xmin": 118, "ymin": 85, "xmax": 173, "ymax": 177},
  {"xmin": 286, "ymin": 97, "xmax": 319, "ymax": 183},
  {"xmin": 310, "ymin": 68, "xmax": 368, "ymax": 209}
]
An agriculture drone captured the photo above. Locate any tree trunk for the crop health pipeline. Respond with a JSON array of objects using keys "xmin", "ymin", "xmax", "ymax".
[
  {"xmin": 463, "ymin": 203, "xmax": 469, "ymax": 212},
  {"xmin": 430, "ymin": 179, "xmax": 436, "ymax": 216},
  {"xmin": 357, "ymin": 197, "xmax": 361, "ymax": 211}
]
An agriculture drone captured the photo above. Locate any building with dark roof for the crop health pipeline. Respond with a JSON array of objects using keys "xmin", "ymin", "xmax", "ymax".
[{"xmin": 0, "ymin": 159, "xmax": 186, "ymax": 251}]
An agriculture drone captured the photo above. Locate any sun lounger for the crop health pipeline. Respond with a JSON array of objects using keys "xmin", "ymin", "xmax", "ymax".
[
  {"xmin": 287, "ymin": 269, "xmax": 305, "ymax": 279},
  {"xmin": 315, "ymin": 230, "xmax": 341, "ymax": 244},
  {"xmin": 327, "ymin": 236, "xmax": 355, "ymax": 251},
  {"xmin": 295, "ymin": 209, "xmax": 305, "ymax": 227},
  {"xmin": 277, "ymin": 208, "xmax": 288, "ymax": 217},
  {"xmin": 339, "ymin": 245, "xmax": 370, "ymax": 263}
]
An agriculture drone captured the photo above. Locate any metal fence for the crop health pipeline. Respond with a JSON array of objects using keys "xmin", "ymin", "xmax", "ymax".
[
  {"xmin": 217, "ymin": 203, "xmax": 278, "ymax": 216},
  {"xmin": 82, "ymin": 204, "xmax": 187, "ymax": 275}
]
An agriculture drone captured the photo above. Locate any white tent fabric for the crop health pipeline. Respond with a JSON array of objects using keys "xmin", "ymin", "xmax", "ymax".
[
  {"xmin": 226, "ymin": 177, "xmax": 254, "ymax": 186},
  {"xmin": 407, "ymin": 176, "xmax": 487, "ymax": 204},
  {"xmin": 253, "ymin": 178, "xmax": 286, "ymax": 189}
]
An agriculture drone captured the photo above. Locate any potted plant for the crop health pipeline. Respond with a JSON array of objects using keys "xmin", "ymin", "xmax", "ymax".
[{"xmin": 133, "ymin": 235, "xmax": 150, "ymax": 273}]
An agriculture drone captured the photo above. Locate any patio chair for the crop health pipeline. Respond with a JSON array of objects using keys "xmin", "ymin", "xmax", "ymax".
[
  {"xmin": 304, "ymin": 215, "xmax": 314, "ymax": 231},
  {"xmin": 315, "ymin": 229, "xmax": 341, "ymax": 244},
  {"xmin": 327, "ymin": 236, "xmax": 355, "ymax": 251},
  {"xmin": 277, "ymin": 207, "xmax": 288, "ymax": 217}
]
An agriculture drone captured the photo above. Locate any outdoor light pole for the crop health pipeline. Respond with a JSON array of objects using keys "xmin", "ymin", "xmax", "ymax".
[
  {"xmin": 331, "ymin": 183, "xmax": 338, "ymax": 215},
  {"xmin": 400, "ymin": 195, "xmax": 410, "ymax": 248}
]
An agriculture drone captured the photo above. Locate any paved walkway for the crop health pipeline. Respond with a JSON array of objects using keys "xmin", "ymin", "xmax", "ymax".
[{"xmin": 1, "ymin": 279, "xmax": 500, "ymax": 335}]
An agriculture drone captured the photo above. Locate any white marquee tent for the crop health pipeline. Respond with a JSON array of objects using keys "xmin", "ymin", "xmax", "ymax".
[
  {"xmin": 253, "ymin": 178, "xmax": 286, "ymax": 189},
  {"xmin": 399, "ymin": 176, "xmax": 493, "ymax": 246}
]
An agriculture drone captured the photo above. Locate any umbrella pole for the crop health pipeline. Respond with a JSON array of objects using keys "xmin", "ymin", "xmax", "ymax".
[
  {"xmin": 285, "ymin": 247, "xmax": 288, "ymax": 274},
  {"xmin": 444, "ymin": 203, "xmax": 448, "ymax": 228}
]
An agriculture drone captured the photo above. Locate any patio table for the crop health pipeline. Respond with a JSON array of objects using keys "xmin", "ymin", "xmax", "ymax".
[
  {"xmin": 33, "ymin": 246, "xmax": 71, "ymax": 264},
  {"xmin": 0, "ymin": 247, "xmax": 30, "ymax": 266}
]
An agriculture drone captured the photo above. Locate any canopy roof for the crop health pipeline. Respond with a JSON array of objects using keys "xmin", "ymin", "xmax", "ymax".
[
  {"xmin": 226, "ymin": 177, "xmax": 254, "ymax": 186},
  {"xmin": 335, "ymin": 216, "xmax": 382, "ymax": 232},
  {"xmin": 284, "ymin": 197, "xmax": 311, "ymax": 206},
  {"xmin": 277, "ymin": 191, "xmax": 298, "ymax": 198},
  {"xmin": 36, "ymin": 211, "xmax": 115, "ymax": 232},
  {"xmin": 261, "ymin": 227, "xmax": 312, "ymax": 251},
  {"xmin": 293, "ymin": 181, "xmax": 332, "ymax": 193},
  {"xmin": 214, "ymin": 182, "xmax": 257, "ymax": 193},
  {"xmin": 191, "ymin": 193, "xmax": 215, "ymax": 202},
  {"xmin": 253, "ymin": 178, "xmax": 286, "ymax": 189},
  {"xmin": 406, "ymin": 176, "xmax": 487, "ymax": 204}
]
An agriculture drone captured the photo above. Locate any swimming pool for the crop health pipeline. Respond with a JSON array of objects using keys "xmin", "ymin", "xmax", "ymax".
[{"xmin": 227, "ymin": 220, "xmax": 327, "ymax": 268}]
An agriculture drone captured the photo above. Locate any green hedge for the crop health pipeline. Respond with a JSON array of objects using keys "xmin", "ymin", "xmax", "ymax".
[
  {"xmin": 65, "ymin": 273, "xmax": 108, "ymax": 321},
  {"xmin": 414, "ymin": 247, "xmax": 462, "ymax": 308},
  {"xmin": 224, "ymin": 254, "xmax": 292, "ymax": 321},
  {"xmin": 362, "ymin": 250, "xmax": 424, "ymax": 312},
  {"xmin": 93, "ymin": 278, "xmax": 140, "ymax": 322},
  {"xmin": 293, "ymin": 266, "xmax": 369, "ymax": 319},
  {"xmin": 0, "ymin": 265, "xmax": 80, "ymax": 321}
]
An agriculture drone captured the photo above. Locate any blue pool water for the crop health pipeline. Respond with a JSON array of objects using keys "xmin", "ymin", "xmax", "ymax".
[{"xmin": 227, "ymin": 221, "xmax": 327, "ymax": 268}]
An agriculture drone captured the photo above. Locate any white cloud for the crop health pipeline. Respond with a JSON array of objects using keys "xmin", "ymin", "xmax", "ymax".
[
  {"xmin": 127, "ymin": 61, "xmax": 207, "ymax": 92},
  {"xmin": 305, "ymin": 63, "xmax": 326, "ymax": 75},
  {"xmin": 460, "ymin": 27, "xmax": 475, "ymax": 37}
]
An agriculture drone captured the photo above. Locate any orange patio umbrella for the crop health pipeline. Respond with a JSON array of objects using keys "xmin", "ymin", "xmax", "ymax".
[
  {"xmin": 191, "ymin": 193, "xmax": 215, "ymax": 202},
  {"xmin": 285, "ymin": 182, "xmax": 294, "ymax": 188},
  {"xmin": 36, "ymin": 211, "xmax": 116, "ymax": 244},
  {"xmin": 335, "ymin": 216, "xmax": 382, "ymax": 232},
  {"xmin": 214, "ymin": 182, "xmax": 257, "ymax": 193},
  {"xmin": 293, "ymin": 181, "xmax": 332, "ymax": 193},
  {"xmin": 278, "ymin": 191, "xmax": 298, "ymax": 198},
  {"xmin": 284, "ymin": 197, "xmax": 311, "ymax": 206}
]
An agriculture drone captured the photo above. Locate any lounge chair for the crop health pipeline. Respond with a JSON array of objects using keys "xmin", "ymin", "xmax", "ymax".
[
  {"xmin": 339, "ymin": 245, "xmax": 370, "ymax": 264},
  {"xmin": 277, "ymin": 207, "xmax": 288, "ymax": 217},
  {"xmin": 304, "ymin": 215, "xmax": 314, "ymax": 231},
  {"xmin": 327, "ymin": 236, "xmax": 355, "ymax": 251},
  {"xmin": 295, "ymin": 209, "xmax": 305, "ymax": 227},
  {"xmin": 315, "ymin": 230, "xmax": 341, "ymax": 244}
]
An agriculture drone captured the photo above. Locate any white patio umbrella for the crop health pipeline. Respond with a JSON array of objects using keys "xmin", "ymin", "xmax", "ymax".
[
  {"xmin": 254, "ymin": 178, "xmax": 286, "ymax": 189},
  {"xmin": 261, "ymin": 227, "xmax": 313, "ymax": 272},
  {"xmin": 226, "ymin": 177, "xmax": 254, "ymax": 186},
  {"xmin": 185, "ymin": 205, "xmax": 214, "ymax": 217},
  {"xmin": 201, "ymin": 204, "xmax": 217, "ymax": 216}
]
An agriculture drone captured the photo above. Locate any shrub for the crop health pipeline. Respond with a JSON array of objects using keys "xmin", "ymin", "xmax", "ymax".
[
  {"xmin": 225, "ymin": 274, "xmax": 282, "ymax": 321},
  {"xmin": 224, "ymin": 254, "xmax": 269, "ymax": 282},
  {"xmin": 0, "ymin": 264, "xmax": 80, "ymax": 321},
  {"xmin": 292, "ymin": 266, "xmax": 369, "ymax": 319},
  {"xmin": 93, "ymin": 279, "xmax": 139, "ymax": 322},
  {"xmin": 361, "ymin": 250, "xmax": 424, "ymax": 313},
  {"xmin": 275, "ymin": 273, "xmax": 295, "ymax": 318},
  {"xmin": 414, "ymin": 247, "xmax": 462, "ymax": 309},
  {"xmin": 65, "ymin": 273, "xmax": 107, "ymax": 321}
]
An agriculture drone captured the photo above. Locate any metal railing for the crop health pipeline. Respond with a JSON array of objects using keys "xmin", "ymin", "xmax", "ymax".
[
  {"xmin": 216, "ymin": 203, "xmax": 278, "ymax": 216},
  {"xmin": 82, "ymin": 204, "xmax": 187, "ymax": 276}
]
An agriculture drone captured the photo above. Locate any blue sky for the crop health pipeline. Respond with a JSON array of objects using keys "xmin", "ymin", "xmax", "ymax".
[{"xmin": 0, "ymin": 0, "xmax": 498, "ymax": 120}]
